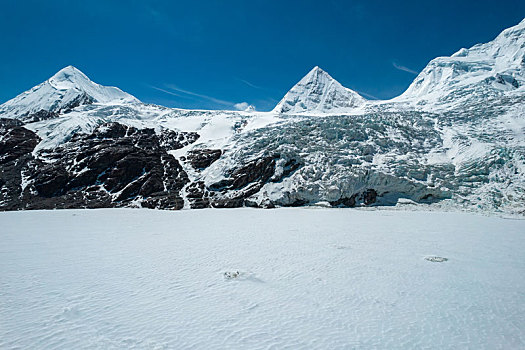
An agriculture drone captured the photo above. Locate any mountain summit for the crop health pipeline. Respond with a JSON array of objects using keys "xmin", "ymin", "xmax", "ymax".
[
  {"xmin": 272, "ymin": 66, "xmax": 365, "ymax": 114},
  {"xmin": 0, "ymin": 66, "xmax": 139, "ymax": 122},
  {"xmin": 398, "ymin": 18, "xmax": 525, "ymax": 107}
]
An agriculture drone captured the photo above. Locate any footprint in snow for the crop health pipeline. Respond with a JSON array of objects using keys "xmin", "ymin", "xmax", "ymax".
[
  {"xmin": 425, "ymin": 256, "xmax": 448, "ymax": 262},
  {"xmin": 223, "ymin": 271, "xmax": 241, "ymax": 280},
  {"xmin": 222, "ymin": 271, "xmax": 263, "ymax": 283}
]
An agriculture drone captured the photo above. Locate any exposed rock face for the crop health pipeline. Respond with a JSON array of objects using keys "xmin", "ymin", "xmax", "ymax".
[
  {"xmin": 181, "ymin": 155, "xmax": 303, "ymax": 209},
  {"xmin": 186, "ymin": 181, "xmax": 211, "ymax": 209},
  {"xmin": 206, "ymin": 155, "xmax": 302, "ymax": 208},
  {"xmin": 362, "ymin": 189, "xmax": 378, "ymax": 205},
  {"xmin": 186, "ymin": 149, "xmax": 222, "ymax": 170},
  {"xmin": 0, "ymin": 122, "xmax": 196, "ymax": 210},
  {"xmin": 20, "ymin": 110, "xmax": 60, "ymax": 123},
  {"xmin": 0, "ymin": 119, "xmax": 304, "ymax": 210},
  {"xmin": 159, "ymin": 129, "xmax": 200, "ymax": 151},
  {"xmin": 0, "ymin": 119, "xmax": 39, "ymax": 163},
  {"xmin": 0, "ymin": 118, "xmax": 41, "ymax": 209},
  {"xmin": 329, "ymin": 195, "xmax": 357, "ymax": 208},
  {"xmin": 0, "ymin": 120, "xmax": 306, "ymax": 210}
]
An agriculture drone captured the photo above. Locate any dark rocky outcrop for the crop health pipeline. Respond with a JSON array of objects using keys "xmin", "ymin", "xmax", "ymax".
[
  {"xmin": 0, "ymin": 119, "xmax": 39, "ymax": 164},
  {"xmin": 19, "ymin": 110, "xmax": 60, "ymax": 123},
  {"xmin": 206, "ymin": 154, "xmax": 302, "ymax": 208},
  {"xmin": 272, "ymin": 159, "xmax": 302, "ymax": 182},
  {"xmin": 362, "ymin": 189, "xmax": 378, "ymax": 205},
  {"xmin": 227, "ymin": 155, "xmax": 280, "ymax": 191},
  {"xmin": 0, "ymin": 118, "xmax": 41, "ymax": 209},
  {"xmin": 330, "ymin": 195, "xmax": 357, "ymax": 208},
  {"xmin": 18, "ymin": 93, "xmax": 96, "ymax": 123},
  {"xmin": 186, "ymin": 149, "xmax": 222, "ymax": 170},
  {"xmin": 329, "ymin": 189, "xmax": 378, "ymax": 208},
  {"xmin": 0, "ymin": 121, "xmax": 192, "ymax": 210},
  {"xmin": 0, "ymin": 119, "xmax": 306, "ymax": 211},
  {"xmin": 158, "ymin": 129, "xmax": 200, "ymax": 151},
  {"xmin": 181, "ymin": 154, "xmax": 302, "ymax": 209},
  {"xmin": 186, "ymin": 181, "xmax": 210, "ymax": 209}
]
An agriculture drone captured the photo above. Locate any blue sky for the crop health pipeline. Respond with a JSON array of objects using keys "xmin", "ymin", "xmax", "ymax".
[{"xmin": 1, "ymin": 0, "xmax": 524, "ymax": 111}]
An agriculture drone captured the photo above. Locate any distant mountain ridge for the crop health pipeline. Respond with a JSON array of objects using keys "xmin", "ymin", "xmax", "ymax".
[
  {"xmin": 0, "ymin": 19, "xmax": 524, "ymax": 215},
  {"xmin": 1, "ymin": 19, "xmax": 525, "ymax": 119}
]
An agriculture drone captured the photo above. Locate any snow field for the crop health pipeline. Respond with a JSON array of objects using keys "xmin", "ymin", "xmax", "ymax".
[{"xmin": 1, "ymin": 208, "xmax": 524, "ymax": 349}]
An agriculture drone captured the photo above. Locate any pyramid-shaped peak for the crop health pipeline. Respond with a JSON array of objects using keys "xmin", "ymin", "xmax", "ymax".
[
  {"xmin": 309, "ymin": 66, "xmax": 325, "ymax": 74},
  {"xmin": 55, "ymin": 65, "xmax": 85, "ymax": 75},
  {"xmin": 48, "ymin": 66, "xmax": 93, "ymax": 89},
  {"xmin": 295, "ymin": 66, "xmax": 352, "ymax": 91},
  {"xmin": 52, "ymin": 65, "xmax": 88, "ymax": 80},
  {"xmin": 273, "ymin": 66, "xmax": 366, "ymax": 114},
  {"xmin": 302, "ymin": 66, "xmax": 334, "ymax": 81}
]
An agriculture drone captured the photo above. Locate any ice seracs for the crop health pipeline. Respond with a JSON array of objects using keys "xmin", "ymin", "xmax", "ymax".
[
  {"xmin": 272, "ymin": 66, "xmax": 366, "ymax": 114},
  {"xmin": 0, "ymin": 65, "xmax": 139, "ymax": 122}
]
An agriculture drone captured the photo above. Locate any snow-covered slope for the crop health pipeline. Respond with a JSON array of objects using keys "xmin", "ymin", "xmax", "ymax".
[
  {"xmin": 396, "ymin": 19, "xmax": 525, "ymax": 109},
  {"xmin": 272, "ymin": 66, "xmax": 366, "ymax": 114},
  {"xmin": 0, "ymin": 19, "xmax": 524, "ymax": 215},
  {"xmin": 0, "ymin": 66, "xmax": 139, "ymax": 122}
]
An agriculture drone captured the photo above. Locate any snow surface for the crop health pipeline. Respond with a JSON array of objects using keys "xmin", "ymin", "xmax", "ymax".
[{"xmin": 1, "ymin": 208, "xmax": 524, "ymax": 349}]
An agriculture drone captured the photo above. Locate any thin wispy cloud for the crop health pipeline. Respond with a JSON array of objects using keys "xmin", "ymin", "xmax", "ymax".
[
  {"xmin": 150, "ymin": 84, "xmax": 258, "ymax": 111},
  {"xmin": 356, "ymin": 90, "xmax": 379, "ymax": 100},
  {"xmin": 238, "ymin": 78, "xmax": 263, "ymax": 90},
  {"xmin": 164, "ymin": 84, "xmax": 233, "ymax": 106},
  {"xmin": 148, "ymin": 85, "xmax": 187, "ymax": 99},
  {"xmin": 392, "ymin": 62, "xmax": 418, "ymax": 75}
]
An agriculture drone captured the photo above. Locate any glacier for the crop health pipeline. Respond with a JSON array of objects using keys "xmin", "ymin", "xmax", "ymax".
[{"xmin": 0, "ymin": 19, "xmax": 524, "ymax": 215}]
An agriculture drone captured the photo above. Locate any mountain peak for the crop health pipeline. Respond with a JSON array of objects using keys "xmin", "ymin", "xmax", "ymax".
[
  {"xmin": 397, "ymin": 18, "xmax": 525, "ymax": 106},
  {"xmin": 48, "ymin": 66, "xmax": 93, "ymax": 90},
  {"xmin": 308, "ymin": 65, "xmax": 324, "ymax": 74},
  {"xmin": 273, "ymin": 66, "xmax": 365, "ymax": 114},
  {"xmin": 54, "ymin": 65, "xmax": 84, "ymax": 76},
  {"xmin": 302, "ymin": 66, "xmax": 334, "ymax": 84},
  {"xmin": 0, "ymin": 66, "xmax": 139, "ymax": 122}
]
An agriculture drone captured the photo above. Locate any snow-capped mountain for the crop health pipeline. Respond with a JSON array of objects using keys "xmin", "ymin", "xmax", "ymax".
[
  {"xmin": 396, "ymin": 18, "xmax": 525, "ymax": 109},
  {"xmin": 0, "ymin": 66, "xmax": 139, "ymax": 122},
  {"xmin": 272, "ymin": 66, "xmax": 365, "ymax": 114},
  {"xmin": 0, "ymin": 19, "xmax": 524, "ymax": 215}
]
